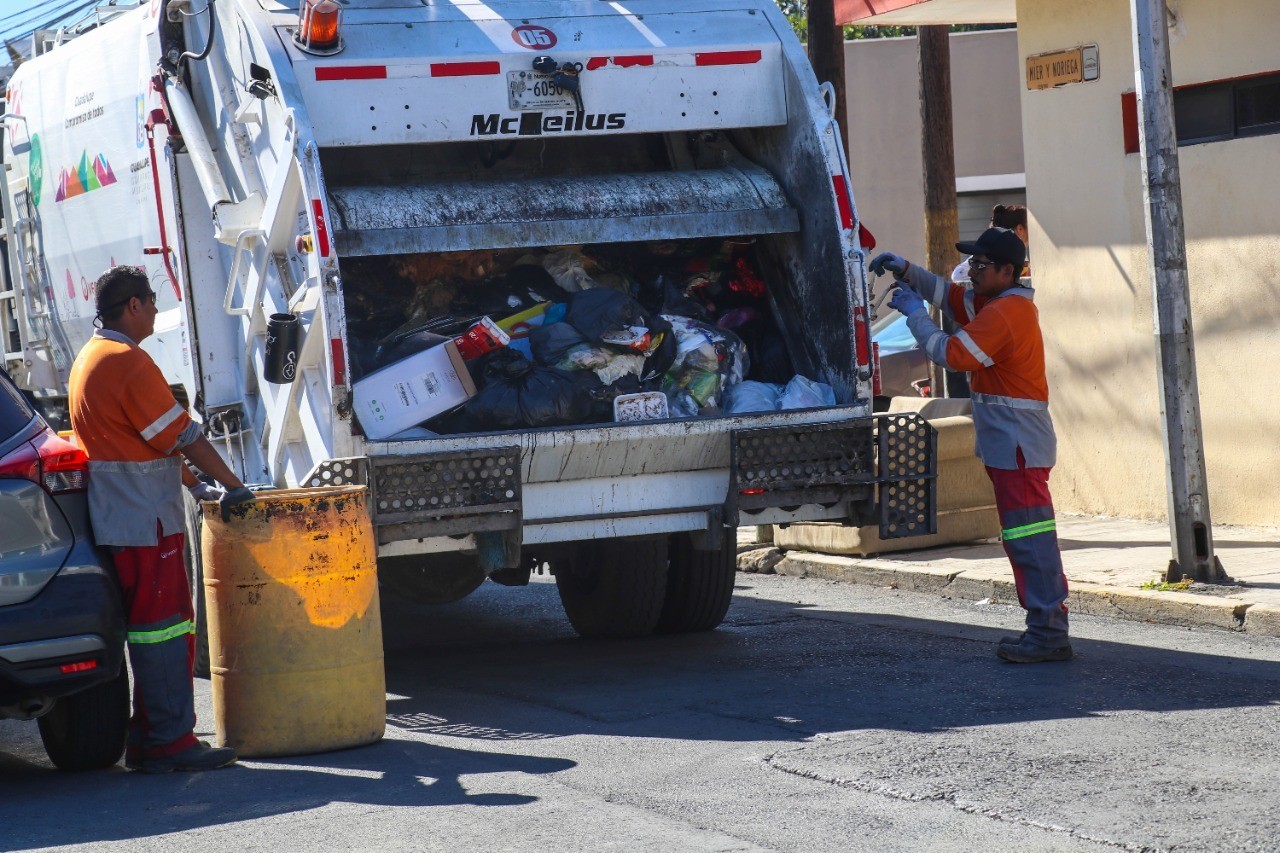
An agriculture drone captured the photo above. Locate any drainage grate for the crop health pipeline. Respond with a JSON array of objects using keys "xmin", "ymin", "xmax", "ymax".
[{"xmin": 877, "ymin": 413, "xmax": 937, "ymax": 539}]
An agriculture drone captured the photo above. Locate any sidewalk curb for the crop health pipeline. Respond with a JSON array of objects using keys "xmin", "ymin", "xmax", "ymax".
[{"xmin": 744, "ymin": 548, "xmax": 1275, "ymax": 637}]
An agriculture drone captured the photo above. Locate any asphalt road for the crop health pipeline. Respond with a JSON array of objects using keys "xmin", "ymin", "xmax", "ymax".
[{"xmin": 4, "ymin": 572, "xmax": 1280, "ymax": 852}]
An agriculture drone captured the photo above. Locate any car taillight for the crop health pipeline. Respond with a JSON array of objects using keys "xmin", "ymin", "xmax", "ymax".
[
  {"xmin": 0, "ymin": 430, "xmax": 88, "ymax": 494},
  {"xmin": 59, "ymin": 659, "xmax": 99, "ymax": 674},
  {"xmin": 295, "ymin": 0, "xmax": 344, "ymax": 54}
]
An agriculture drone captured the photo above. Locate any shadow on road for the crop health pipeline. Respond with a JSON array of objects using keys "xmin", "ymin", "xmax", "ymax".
[
  {"xmin": 5, "ymin": 576, "xmax": 1280, "ymax": 849},
  {"xmin": 0, "ymin": 733, "xmax": 574, "ymax": 850}
]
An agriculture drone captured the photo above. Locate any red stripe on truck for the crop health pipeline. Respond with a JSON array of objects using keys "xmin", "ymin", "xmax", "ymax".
[
  {"xmin": 695, "ymin": 50, "xmax": 762, "ymax": 67},
  {"xmin": 311, "ymin": 199, "xmax": 331, "ymax": 257},
  {"xmin": 585, "ymin": 55, "xmax": 655, "ymax": 71},
  {"xmin": 431, "ymin": 61, "xmax": 501, "ymax": 77},
  {"xmin": 831, "ymin": 175, "xmax": 854, "ymax": 230},
  {"xmin": 315, "ymin": 65, "xmax": 387, "ymax": 81},
  {"xmin": 331, "ymin": 339, "xmax": 347, "ymax": 386}
]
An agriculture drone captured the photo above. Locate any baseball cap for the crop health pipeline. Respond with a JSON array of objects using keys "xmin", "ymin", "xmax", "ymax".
[{"xmin": 956, "ymin": 227, "xmax": 1026, "ymax": 272}]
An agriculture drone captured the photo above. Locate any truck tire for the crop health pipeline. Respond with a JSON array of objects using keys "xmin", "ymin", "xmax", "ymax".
[
  {"xmin": 553, "ymin": 537, "xmax": 668, "ymax": 639},
  {"xmin": 657, "ymin": 529, "xmax": 736, "ymax": 634},
  {"xmin": 378, "ymin": 553, "xmax": 486, "ymax": 605},
  {"xmin": 182, "ymin": 489, "xmax": 211, "ymax": 679},
  {"xmin": 37, "ymin": 662, "xmax": 130, "ymax": 771}
]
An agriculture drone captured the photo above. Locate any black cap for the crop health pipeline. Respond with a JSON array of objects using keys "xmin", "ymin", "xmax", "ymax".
[{"xmin": 956, "ymin": 227, "xmax": 1026, "ymax": 272}]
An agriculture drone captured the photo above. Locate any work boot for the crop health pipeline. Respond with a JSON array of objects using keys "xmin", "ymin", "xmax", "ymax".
[
  {"xmin": 997, "ymin": 638, "xmax": 1073, "ymax": 663},
  {"xmin": 140, "ymin": 741, "xmax": 237, "ymax": 774},
  {"xmin": 998, "ymin": 632, "xmax": 1026, "ymax": 647},
  {"xmin": 126, "ymin": 739, "xmax": 215, "ymax": 771}
]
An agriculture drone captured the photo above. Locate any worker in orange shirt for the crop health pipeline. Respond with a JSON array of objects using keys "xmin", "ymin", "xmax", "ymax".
[
  {"xmin": 870, "ymin": 228, "xmax": 1070, "ymax": 663},
  {"xmin": 68, "ymin": 265, "xmax": 256, "ymax": 771}
]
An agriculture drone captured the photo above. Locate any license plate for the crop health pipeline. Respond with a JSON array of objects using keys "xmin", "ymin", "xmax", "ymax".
[{"xmin": 507, "ymin": 71, "xmax": 576, "ymax": 111}]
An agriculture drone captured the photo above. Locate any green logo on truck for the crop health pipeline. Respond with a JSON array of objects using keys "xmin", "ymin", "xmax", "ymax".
[{"xmin": 28, "ymin": 133, "xmax": 43, "ymax": 206}]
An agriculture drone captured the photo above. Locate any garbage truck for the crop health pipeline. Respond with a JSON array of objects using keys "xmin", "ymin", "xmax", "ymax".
[{"xmin": 0, "ymin": 0, "xmax": 936, "ymax": 640}]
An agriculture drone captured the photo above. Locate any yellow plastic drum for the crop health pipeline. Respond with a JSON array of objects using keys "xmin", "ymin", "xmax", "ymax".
[{"xmin": 201, "ymin": 485, "xmax": 385, "ymax": 757}]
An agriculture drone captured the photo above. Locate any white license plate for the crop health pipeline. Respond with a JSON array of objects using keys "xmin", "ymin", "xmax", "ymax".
[{"xmin": 507, "ymin": 71, "xmax": 576, "ymax": 111}]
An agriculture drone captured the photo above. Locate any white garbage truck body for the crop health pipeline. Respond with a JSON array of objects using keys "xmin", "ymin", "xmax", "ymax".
[{"xmin": 1, "ymin": 0, "xmax": 935, "ymax": 635}]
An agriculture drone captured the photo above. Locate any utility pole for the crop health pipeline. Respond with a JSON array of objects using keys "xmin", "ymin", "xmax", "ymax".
[
  {"xmin": 1129, "ymin": 0, "xmax": 1224, "ymax": 583},
  {"xmin": 918, "ymin": 25, "xmax": 965, "ymax": 398},
  {"xmin": 807, "ymin": 0, "xmax": 848, "ymax": 142}
]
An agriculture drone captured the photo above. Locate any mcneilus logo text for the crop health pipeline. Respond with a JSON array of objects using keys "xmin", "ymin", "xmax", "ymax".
[{"xmin": 470, "ymin": 111, "xmax": 627, "ymax": 137}]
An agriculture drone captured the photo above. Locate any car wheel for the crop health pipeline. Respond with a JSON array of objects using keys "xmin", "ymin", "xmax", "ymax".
[{"xmin": 37, "ymin": 662, "xmax": 130, "ymax": 771}]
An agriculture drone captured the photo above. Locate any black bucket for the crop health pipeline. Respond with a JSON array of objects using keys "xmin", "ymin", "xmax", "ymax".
[{"xmin": 264, "ymin": 313, "xmax": 301, "ymax": 384}]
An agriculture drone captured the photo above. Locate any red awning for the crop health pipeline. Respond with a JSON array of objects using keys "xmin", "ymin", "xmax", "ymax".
[{"xmin": 836, "ymin": 0, "xmax": 1016, "ymax": 26}]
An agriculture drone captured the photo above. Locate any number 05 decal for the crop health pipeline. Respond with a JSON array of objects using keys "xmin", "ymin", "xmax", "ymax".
[{"xmin": 512, "ymin": 25, "xmax": 557, "ymax": 49}]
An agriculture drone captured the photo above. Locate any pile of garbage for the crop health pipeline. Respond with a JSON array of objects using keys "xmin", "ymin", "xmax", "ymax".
[{"xmin": 344, "ymin": 240, "xmax": 838, "ymax": 439}]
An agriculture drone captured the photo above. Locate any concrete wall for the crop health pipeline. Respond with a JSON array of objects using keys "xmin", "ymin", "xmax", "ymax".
[
  {"xmin": 1015, "ymin": 0, "xmax": 1280, "ymax": 525},
  {"xmin": 843, "ymin": 28, "xmax": 1025, "ymax": 265}
]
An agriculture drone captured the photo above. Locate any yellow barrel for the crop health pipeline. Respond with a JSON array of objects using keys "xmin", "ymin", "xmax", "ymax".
[{"xmin": 201, "ymin": 485, "xmax": 384, "ymax": 758}]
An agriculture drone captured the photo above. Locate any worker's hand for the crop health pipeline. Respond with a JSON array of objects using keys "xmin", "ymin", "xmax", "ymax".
[
  {"xmin": 219, "ymin": 486, "xmax": 256, "ymax": 522},
  {"xmin": 888, "ymin": 284, "xmax": 927, "ymax": 318},
  {"xmin": 188, "ymin": 482, "xmax": 224, "ymax": 503},
  {"xmin": 868, "ymin": 252, "xmax": 908, "ymax": 278}
]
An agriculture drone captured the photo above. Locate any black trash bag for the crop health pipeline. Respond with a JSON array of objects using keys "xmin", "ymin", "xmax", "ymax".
[
  {"xmin": 733, "ymin": 318, "xmax": 792, "ymax": 385},
  {"xmin": 372, "ymin": 329, "xmax": 446, "ymax": 370},
  {"xmin": 506, "ymin": 264, "xmax": 573, "ymax": 305},
  {"xmin": 641, "ymin": 314, "xmax": 677, "ymax": 381},
  {"xmin": 565, "ymin": 288, "xmax": 649, "ymax": 344},
  {"xmin": 530, "ymin": 322, "xmax": 590, "ymax": 367},
  {"xmin": 466, "ymin": 265, "xmax": 572, "ymax": 317},
  {"xmin": 464, "ymin": 350, "xmax": 595, "ymax": 429}
]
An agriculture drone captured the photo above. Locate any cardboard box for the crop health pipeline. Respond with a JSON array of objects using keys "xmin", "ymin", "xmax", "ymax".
[{"xmin": 353, "ymin": 338, "xmax": 477, "ymax": 440}]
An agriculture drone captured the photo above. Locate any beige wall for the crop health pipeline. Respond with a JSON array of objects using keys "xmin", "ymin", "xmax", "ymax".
[
  {"xmin": 1016, "ymin": 0, "xmax": 1280, "ymax": 525},
  {"xmin": 843, "ymin": 28, "xmax": 1025, "ymax": 264}
]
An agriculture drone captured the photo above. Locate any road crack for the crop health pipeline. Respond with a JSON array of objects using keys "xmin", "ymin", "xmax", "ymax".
[{"xmin": 759, "ymin": 743, "xmax": 1161, "ymax": 853}]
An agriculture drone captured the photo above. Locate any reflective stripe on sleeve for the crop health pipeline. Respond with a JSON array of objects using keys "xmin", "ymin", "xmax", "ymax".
[
  {"xmin": 127, "ymin": 620, "xmax": 195, "ymax": 645},
  {"xmin": 140, "ymin": 402, "xmax": 184, "ymax": 442},
  {"xmin": 963, "ymin": 289, "xmax": 976, "ymax": 322},
  {"xmin": 931, "ymin": 276, "xmax": 947, "ymax": 306},
  {"xmin": 954, "ymin": 330, "xmax": 995, "ymax": 367},
  {"xmin": 924, "ymin": 330, "xmax": 951, "ymax": 368},
  {"xmin": 971, "ymin": 392, "xmax": 1050, "ymax": 411},
  {"xmin": 1003, "ymin": 519, "xmax": 1057, "ymax": 541}
]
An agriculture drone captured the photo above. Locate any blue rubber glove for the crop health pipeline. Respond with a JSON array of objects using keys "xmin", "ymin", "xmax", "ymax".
[
  {"xmin": 188, "ymin": 482, "xmax": 224, "ymax": 503},
  {"xmin": 219, "ymin": 486, "xmax": 256, "ymax": 522},
  {"xmin": 888, "ymin": 284, "xmax": 927, "ymax": 318},
  {"xmin": 868, "ymin": 252, "xmax": 908, "ymax": 277}
]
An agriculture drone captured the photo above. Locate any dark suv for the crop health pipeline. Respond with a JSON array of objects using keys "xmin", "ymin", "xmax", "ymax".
[{"xmin": 0, "ymin": 370, "xmax": 128, "ymax": 770}]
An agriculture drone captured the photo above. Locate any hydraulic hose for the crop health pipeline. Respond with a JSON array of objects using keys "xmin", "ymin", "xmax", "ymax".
[{"xmin": 177, "ymin": 0, "xmax": 217, "ymax": 68}]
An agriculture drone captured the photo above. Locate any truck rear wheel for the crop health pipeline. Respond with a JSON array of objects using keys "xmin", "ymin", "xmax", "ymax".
[
  {"xmin": 182, "ymin": 490, "xmax": 211, "ymax": 680},
  {"xmin": 378, "ymin": 553, "xmax": 486, "ymax": 605},
  {"xmin": 657, "ymin": 529, "xmax": 737, "ymax": 633},
  {"xmin": 553, "ymin": 537, "xmax": 668, "ymax": 639}
]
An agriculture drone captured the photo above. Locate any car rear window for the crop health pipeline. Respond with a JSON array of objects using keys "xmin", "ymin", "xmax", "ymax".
[{"xmin": 0, "ymin": 372, "xmax": 37, "ymax": 442}]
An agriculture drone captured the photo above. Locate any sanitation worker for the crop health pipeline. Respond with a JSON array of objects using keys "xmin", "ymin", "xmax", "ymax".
[
  {"xmin": 68, "ymin": 265, "xmax": 255, "ymax": 771},
  {"xmin": 870, "ymin": 229, "xmax": 1070, "ymax": 663}
]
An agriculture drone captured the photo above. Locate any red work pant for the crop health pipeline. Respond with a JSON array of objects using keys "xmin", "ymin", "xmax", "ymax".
[
  {"xmin": 985, "ymin": 453, "xmax": 1070, "ymax": 645},
  {"xmin": 111, "ymin": 527, "xmax": 199, "ymax": 761}
]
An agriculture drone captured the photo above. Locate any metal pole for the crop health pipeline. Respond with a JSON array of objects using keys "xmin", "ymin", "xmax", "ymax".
[
  {"xmin": 1128, "ymin": 0, "xmax": 1224, "ymax": 583},
  {"xmin": 807, "ymin": 0, "xmax": 848, "ymax": 144},
  {"xmin": 918, "ymin": 26, "xmax": 965, "ymax": 398}
]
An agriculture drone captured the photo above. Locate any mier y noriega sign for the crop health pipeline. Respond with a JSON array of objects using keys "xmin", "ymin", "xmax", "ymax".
[{"xmin": 1026, "ymin": 44, "xmax": 1100, "ymax": 90}]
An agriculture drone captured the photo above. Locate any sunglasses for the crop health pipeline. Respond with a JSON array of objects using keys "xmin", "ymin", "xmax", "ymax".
[{"xmin": 968, "ymin": 259, "xmax": 1002, "ymax": 273}]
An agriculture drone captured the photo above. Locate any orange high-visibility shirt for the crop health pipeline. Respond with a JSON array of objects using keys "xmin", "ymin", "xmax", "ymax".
[{"xmin": 68, "ymin": 330, "xmax": 197, "ymax": 546}]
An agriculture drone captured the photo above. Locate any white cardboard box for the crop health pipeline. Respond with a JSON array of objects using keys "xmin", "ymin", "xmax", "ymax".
[{"xmin": 353, "ymin": 339, "xmax": 477, "ymax": 440}]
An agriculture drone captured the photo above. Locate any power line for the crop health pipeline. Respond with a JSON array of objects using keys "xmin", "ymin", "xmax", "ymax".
[{"xmin": 1, "ymin": 0, "xmax": 102, "ymax": 45}]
